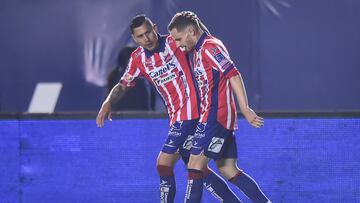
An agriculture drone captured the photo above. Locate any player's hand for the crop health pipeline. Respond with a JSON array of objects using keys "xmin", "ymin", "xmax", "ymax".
[
  {"xmin": 96, "ymin": 101, "xmax": 112, "ymax": 127},
  {"xmin": 242, "ymin": 107, "xmax": 264, "ymax": 128}
]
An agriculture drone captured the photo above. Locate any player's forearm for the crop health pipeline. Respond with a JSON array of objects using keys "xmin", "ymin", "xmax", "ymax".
[
  {"xmin": 229, "ymin": 74, "xmax": 250, "ymax": 113},
  {"xmin": 105, "ymin": 83, "xmax": 127, "ymax": 106}
]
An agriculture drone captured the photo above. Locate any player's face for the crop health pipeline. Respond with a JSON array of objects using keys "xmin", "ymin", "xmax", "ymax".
[
  {"xmin": 132, "ymin": 22, "xmax": 159, "ymax": 51},
  {"xmin": 170, "ymin": 27, "xmax": 195, "ymax": 52}
]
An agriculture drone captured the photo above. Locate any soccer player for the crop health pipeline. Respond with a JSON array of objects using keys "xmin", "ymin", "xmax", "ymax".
[
  {"xmin": 168, "ymin": 11, "xmax": 271, "ymax": 203},
  {"xmin": 96, "ymin": 14, "xmax": 241, "ymax": 203}
]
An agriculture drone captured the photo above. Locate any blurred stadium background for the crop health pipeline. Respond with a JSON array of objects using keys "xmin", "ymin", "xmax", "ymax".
[{"xmin": 1, "ymin": 0, "xmax": 359, "ymax": 202}]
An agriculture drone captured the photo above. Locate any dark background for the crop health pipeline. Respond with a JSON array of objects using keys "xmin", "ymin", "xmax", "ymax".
[{"xmin": 1, "ymin": 0, "xmax": 359, "ymax": 112}]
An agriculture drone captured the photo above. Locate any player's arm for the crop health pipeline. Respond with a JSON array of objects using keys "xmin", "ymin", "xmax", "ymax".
[
  {"xmin": 229, "ymin": 74, "xmax": 263, "ymax": 128},
  {"xmin": 96, "ymin": 83, "xmax": 128, "ymax": 127},
  {"xmin": 203, "ymin": 42, "xmax": 264, "ymax": 128},
  {"xmin": 96, "ymin": 49, "xmax": 141, "ymax": 127}
]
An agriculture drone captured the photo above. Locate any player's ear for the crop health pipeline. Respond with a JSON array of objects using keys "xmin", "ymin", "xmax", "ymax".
[
  {"xmin": 131, "ymin": 34, "xmax": 139, "ymax": 44},
  {"xmin": 153, "ymin": 24, "xmax": 159, "ymax": 33},
  {"xmin": 188, "ymin": 26, "xmax": 195, "ymax": 36}
]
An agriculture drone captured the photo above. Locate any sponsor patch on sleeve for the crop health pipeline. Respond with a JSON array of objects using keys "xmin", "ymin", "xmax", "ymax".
[{"xmin": 209, "ymin": 47, "xmax": 233, "ymax": 72}]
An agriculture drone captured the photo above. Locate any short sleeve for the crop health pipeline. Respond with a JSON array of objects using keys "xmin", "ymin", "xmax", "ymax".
[
  {"xmin": 119, "ymin": 54, "xmax": 141, "ymax": 87},
  {"xmin": 203, "ymin": 44, "xmax": 240, "ymax": 79}
]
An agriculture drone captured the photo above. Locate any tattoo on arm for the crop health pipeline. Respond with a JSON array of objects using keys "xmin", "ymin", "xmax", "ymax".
[{"xmin": 108, "ymin": 84, "xmax": 127, "ymax": 105}]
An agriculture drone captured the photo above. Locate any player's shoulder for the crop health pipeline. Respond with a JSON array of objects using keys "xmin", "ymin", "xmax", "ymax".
[
  {"xmin": 130, "ymin": 47, "xmax": 144, "ymax": 59},
  {"xmin": 203, "ymin": 36, "xmax": 224, "ymax": 50},
  {"xmin": 201, "ymin": 36, "xmax": 228, "ymax": 57}
]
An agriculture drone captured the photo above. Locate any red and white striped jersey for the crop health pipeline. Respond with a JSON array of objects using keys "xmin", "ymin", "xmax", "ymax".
[
  {"xmin": 192, "ymin": 33, "xmax": 240, "ymax": 130},
  {"xmin": 120, "ymin": 35, "xmax": 199, "ymax": 125}
]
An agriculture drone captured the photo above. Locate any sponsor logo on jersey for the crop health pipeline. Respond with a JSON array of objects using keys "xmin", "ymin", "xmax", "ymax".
[
  {"xmin": 155, "ymin": 72, "xmax": 176, "ymax": 86},
  {"xmin": 194, "ymin": 68, "xmax": 204, "ymax": 77},
  {"xmin": 149, "ymin": 61, "xmax": 177, "ymax": 79},
  {"xmin": 214, "ymin": 52, "xmax": 232, "ymax": 72}
]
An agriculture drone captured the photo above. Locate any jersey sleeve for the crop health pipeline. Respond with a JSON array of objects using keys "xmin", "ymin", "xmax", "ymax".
[
  {"xmin": 203, "ymin": 43, "xmax": 240, "ymax": 79},
  {"xmin": 119, "ymin": 54, "xmax": 142, "ymax": 87}
]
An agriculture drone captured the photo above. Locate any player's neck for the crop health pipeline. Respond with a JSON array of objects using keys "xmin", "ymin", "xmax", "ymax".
[{"xmin": 194, "ymin": 30, "xmax": 204, "ymax": 46}]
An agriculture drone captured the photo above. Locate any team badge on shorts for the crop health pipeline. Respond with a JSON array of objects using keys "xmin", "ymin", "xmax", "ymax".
[
  {"xmin": 196, "ymin": 122, "xmax": 207, "ymax": 132},
  {"xmin": 171, "ymin": 121, "xmax": 183, "ymax": 131}
]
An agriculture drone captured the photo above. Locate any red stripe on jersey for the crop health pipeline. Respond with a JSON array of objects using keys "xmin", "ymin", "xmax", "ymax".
[{"xmin": 153, "ymin": 54, "xmax": 163, "ymax": 67}]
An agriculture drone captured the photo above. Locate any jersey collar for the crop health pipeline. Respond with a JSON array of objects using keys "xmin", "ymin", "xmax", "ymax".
[{"xmin": 194, "ymin": 32, "xmax": 208, "ymax": 52}]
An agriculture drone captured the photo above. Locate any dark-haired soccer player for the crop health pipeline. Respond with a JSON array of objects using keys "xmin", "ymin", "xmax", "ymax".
[
  {"xmin": 96, "ymin": 14, "xmax": 241, "ymax": 203},
  {"xmin": 168, "ymin": 11, "xmax": 271, "ymax": 203}
]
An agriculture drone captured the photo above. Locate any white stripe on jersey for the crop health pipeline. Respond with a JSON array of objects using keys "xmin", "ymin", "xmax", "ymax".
[
  {"xmin": 162, "ymin": 85, "xmax": 175, "ymax": 120},
  {"xmin": 140, "ymin": 48, "xmax": 149, "ymax": 73},
  {"xmin": 231, "ymin": 90, "xmax": 237, "ymax": 129},
  {"xmin": 172, "ymin": 55, "xmax": 192, "ymax": 120},
  {"xmin": 166, "ymin": 43, "xmax": 195, "ymax": 120},
  {"xmin": 150, "ymin": 55, "xmax": 156, "ymax": 70},
  {"xmin": 152, "ymin": 53, "xmax": 176, "ymax": 117},
  {"xmin": 165, "ymin": 42, "xmax": 174, "ymax": 55},
  {"xmin": 226, "ymin": 80, "xmax": 231, "ymax": 129},
  {"xmin": 133, "ymin": 68, "xmax": 141, "ymax": 79},
  {"xmin": 124, "ymin": 57, "xmax": 141, "ymax": 80},
  {"xmin": 196, "ymin": 49, "xmax": 210, "ymax": 122},
  {"xmin": 205, "ymin": 49, "xmax": 223, "ymax": 72},
  {"xmin": 159, "ymin": 50, "xmax": 166, "ymax": 66},
  {"xmin": 124, "ymin": 56, "xmax": 134, "ymax": 76},
  {"xmin": 172, "ymin": 79, "xmax": 183, "ymax": 121},
  {"xmin": 186, "ymin": 86, "xmax": 192, "ymax": 120}
]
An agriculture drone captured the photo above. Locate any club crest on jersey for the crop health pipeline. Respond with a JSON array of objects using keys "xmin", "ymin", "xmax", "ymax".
[{"xmin": 211, "ymin": 47, "xmax": 218, "ymax": 55}]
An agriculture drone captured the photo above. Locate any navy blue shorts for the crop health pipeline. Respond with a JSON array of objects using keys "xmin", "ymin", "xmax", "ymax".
[
  {"xmin": 161, "ymin": 119, "xmax": 198, "ymax": 160},
  {"xmin": 191, "ymin": 121, "xmax": 238, "ymax": 160}
]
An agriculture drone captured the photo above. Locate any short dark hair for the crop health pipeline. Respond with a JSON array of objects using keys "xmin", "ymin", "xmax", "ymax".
[
  {"xmin": 168, "ymin": 11, "xmax": 210, "ymax": 34},
  {"xmin": 130, "ymin": 14, "xmax": 153, "ymax": 34}
]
